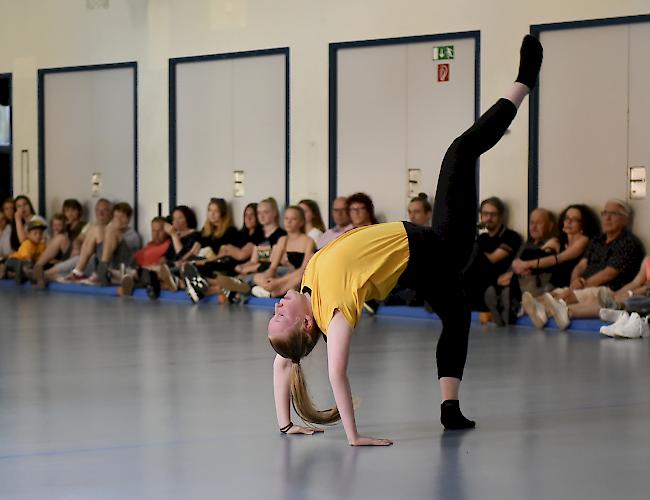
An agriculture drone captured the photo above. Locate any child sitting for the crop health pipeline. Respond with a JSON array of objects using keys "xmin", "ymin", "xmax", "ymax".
[{"xmin": 0, "ymin": 219, "xmax": 48, "ymax": 284}]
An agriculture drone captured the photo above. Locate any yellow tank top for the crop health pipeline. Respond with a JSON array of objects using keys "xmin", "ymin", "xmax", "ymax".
[{"xmin": 301, "ymin": 222, "xmax": 409, "ymax": 333}]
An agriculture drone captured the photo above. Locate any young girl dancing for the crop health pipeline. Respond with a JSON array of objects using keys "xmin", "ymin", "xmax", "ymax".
[{"xmin": 268, "ymin": 36, "xmax": 543, "ymax": 445}]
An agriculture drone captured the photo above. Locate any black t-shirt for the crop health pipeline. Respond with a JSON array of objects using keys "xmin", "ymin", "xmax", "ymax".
[
  {"xmin": 199, "ymin": 226, "xmax": 240, "ymax": 254},
  {"xmin": 255, "ymin": 227, "xmax": 287, "ymax": 270},
  {"xmin": 477, "ymin": 226, "xmax": 523, "ymax": 278},
  {"xmin": 582, "ymin": 230, "xmax": 645, "ymax": 291},
  {"xmin": 163, "ymin": 230, "xmax": 201, "ymax": 261},
  {"xmin": 237, "ymin": 226, "xmax": 265, "ymax": 247}
]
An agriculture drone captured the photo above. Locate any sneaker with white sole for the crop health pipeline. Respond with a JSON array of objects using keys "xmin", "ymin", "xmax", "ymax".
[
  {"xmin": 615, "ymin": 313, "xmax": 650, "ymax": 339},
  {"xmin": 522, "ymin": 291, "xmax": 547, "ymax": 329},
  {"xmin": 599, "ymin": 308, "xmax": 624, "ymax": 323},
  {"xmin": 599, "ymin": 311, "xmax": 630, "ymax": 337},
  {"xmin": 541, "ymin": 293, "xmax": 570, "ymax": 330},
  {"xmin": 251, "ymin": 286, "xmax": 272, "ymax": 298}
]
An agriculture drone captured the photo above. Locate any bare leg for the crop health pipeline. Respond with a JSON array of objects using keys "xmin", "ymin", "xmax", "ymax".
[
  {"xmin": 100, "ymin": 226, "xmax": 120, "ymax": 262},
  {"xmin": 73, "ymin": 225, "xmax": 103, "ymax": 274},
  {"xmin": 568, "ymin": 297, "xmax": 600, "ymax": 318},
  {"xmin": 36, "ymin": 234, "xmax": 69, "ymax": 267}
]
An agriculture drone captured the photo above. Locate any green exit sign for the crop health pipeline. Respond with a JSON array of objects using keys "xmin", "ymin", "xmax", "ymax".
[{"xmin": 432, "ymin": 45, "xmax": 454, "ymax": 60}]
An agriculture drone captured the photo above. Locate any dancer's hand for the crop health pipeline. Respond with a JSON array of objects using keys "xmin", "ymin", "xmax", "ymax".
[
  {"xmin": 286, "ymin": 425, "xmax": 324, "ymax": 436},
  {"xmin": 349, "ymin": 436, "xmax": 393, "ymax": 446}
]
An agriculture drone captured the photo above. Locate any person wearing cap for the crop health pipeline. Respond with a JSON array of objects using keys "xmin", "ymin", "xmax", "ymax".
[
  {"xmin": 0, "ymin": 219, "xmax": 48, "ymax": 283},
  {"xmin": 523, "ymin": 199, "xmax": 645, "ymax": 330}
]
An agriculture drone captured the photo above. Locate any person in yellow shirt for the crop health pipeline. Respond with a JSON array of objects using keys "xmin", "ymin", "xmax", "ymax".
[
  {"xmin": 0, "ymin": 219, "xmax": 47, "ymax": 284},
  {"xmin": 267, "ymin": 36, "xmax": 543, "ymax": 445}
]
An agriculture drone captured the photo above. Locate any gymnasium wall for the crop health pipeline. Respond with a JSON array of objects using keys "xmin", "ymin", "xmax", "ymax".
[{"xmin": 0, "ymin": 0, "xmax": 647, "ymax": 238}]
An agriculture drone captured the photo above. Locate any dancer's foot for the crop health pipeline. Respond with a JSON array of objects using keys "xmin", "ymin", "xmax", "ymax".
[
  {"xmin": 441, "ymin": 400, "xmax": 476, "ymax": 430},
  {"xmin": 516, "ymin": 35, "xmax": 543, "ymax": 89}
]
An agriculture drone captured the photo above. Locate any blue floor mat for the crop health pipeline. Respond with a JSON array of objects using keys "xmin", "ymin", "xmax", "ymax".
[{"xmin": 0, "ymin": 279, "xmax": 605, "ymax": 332}]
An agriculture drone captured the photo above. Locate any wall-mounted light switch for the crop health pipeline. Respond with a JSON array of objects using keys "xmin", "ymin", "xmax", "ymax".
[
  {"xmin": 234, "ymin": 170, "xmax": 245, "ymax": 197},
  {"xmin": 629, "ymin": 166, "xmax": 646, "ymax": 200}
]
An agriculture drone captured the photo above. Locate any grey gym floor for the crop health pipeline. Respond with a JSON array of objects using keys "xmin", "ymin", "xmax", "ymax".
[{"xmin": 0, "ymin": 288, "xmax": 648, "ymax": 500}]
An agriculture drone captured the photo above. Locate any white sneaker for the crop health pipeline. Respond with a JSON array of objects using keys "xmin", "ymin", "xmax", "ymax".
[
  {"xmin": 599, "ymin": 308, "xmax": 625, "ymax": 323},
  {"xmin": 600, "ymin": 311, "xmax": 629, "ymax": 337},
  {"xmin": 541, "ymin": 293, "xmax": 570, "ymax": 330},
  {"xmin": 251, "ymin": 286, "xmax": 271, "ymax": 298},
  {"xmin": 522, "ymin": 291, "xmax": 547, "ymax": 329},
  {"xmin": 615, "ymin": 313, "xmax": 650, "ymax": 339}
]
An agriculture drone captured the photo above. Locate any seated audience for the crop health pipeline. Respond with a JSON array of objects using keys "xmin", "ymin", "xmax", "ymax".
[
  {"xmin": 35, "ymin": 198, "xmax": 109, "ymax": 287},
  {"xmin": 196, "ymin": 202, "xmax": 264, "ymax": 276},
  {"xmin": 232, "ymin": 197, "xmax": 287, "ymax": 278},
  {"xmin": 158, "ymin": 205, "xmax": 201, "ymax": 290},
  {"xmin": 347, "ymin": 192, "xmax": 378, "ymax": 228},
  {"xmin": 523, "ymin": 199, "xmax": 645, "ymax": 330},
  {"xmin": 12, "ymin": 195, "xmax": 47, "ymax": 249},
  {"xmin": 0, "ymin": 219, "xmax": 47, "ymax": 283},
  {"xmin": 407, "ymin": 193, "xmax": 433, "ymax": 227},
  {"xmin": 250, "ymin": 205, "xmax": 315, "ymax": 298},
  {"xmin": 485, "ymin": 208, "xmax": 558, "ymax": 325},
  {"xmin": 298, "ymin": 199, "xmax": 326, "ymax": 243},
  {"xmin": 121, "ymin": 216, "xmax": 171, "ymax": 297},
  {"xmin": 189, "ymin": 198, "xmax": 242, "ymax": 278},
  {"xmin": 598, "ymin": 256, "xmax": 650, "ymax": 338},
  {"xmin": 0, "ymin": 200, "xmax": 13, "ymax": 259},
  {"xmin": 49, "ymin": 213, "xmax": 66, "ymax": 238},
  {"xmin": 463, "ymin": 196, "xmax": 523, "ymax": 312},
  {"xmin": 316, "ymin": 196, "xmax": 353, "ymax": 249},
  {"xmin": 64, "ymin": 202, "xmax": 141, "ymax": 285},
  {"xmin": 185, "ymin": 198, "xmax": 286, "ymax": 302}
]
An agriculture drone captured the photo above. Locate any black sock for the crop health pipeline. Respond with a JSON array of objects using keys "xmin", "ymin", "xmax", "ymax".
[
  {"xmin": 440, "ymin": 400, "xmax": 476, "ymax": 430},
  {"xmin": 515, "ymin": 35, "xmax": 543, "ymax": 90}
]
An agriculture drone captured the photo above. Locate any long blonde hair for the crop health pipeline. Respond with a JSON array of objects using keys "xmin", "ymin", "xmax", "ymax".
[
  {"xmin": 269, "ymin": 325, "xmax": 341, "ymax": 426},
  {"xmin": 201, "ymin": 198, "xmax": 233, "ymax": 239}
]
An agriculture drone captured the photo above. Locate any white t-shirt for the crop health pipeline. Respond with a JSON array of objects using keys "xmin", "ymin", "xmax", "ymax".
[{"xmin": 307, "ymin": 227, "xmax": 323, "ymax": 244}]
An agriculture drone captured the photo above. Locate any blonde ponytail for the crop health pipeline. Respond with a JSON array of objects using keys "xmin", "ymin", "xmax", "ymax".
[{"xmin": 290, "ymin": 363, "xmax": 340, "ymax": 426}]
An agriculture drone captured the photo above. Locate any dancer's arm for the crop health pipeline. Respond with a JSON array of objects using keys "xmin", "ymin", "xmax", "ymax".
[
  {"xmin": 273, "ymin": 354, "xmax": 323, "ymax": 435},
  {"xmin": 327, "ymin": 312, "xmax": 392, "ymax": 446}
]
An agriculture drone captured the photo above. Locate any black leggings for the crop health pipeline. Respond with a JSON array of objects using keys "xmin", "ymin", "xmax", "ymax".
[{"xmin": 402, "ymin": 98, "xmax": 517, "ymax": 379}]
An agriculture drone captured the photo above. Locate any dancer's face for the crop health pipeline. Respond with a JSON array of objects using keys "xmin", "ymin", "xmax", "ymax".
[{"xmin": 268, "ymin": 290, "xmax": 312, "ymax": 339}]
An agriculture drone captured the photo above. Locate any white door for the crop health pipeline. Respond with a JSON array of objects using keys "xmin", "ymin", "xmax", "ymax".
[
  {"xmin": 537, "ymin": 21, "xmax": 650, "ymax": 249},
  {"xmin": 43, "ymin": 66, "xmax": 136, "ymax": 223},
  {"xmin": 175, "ymin": 53, "xmax": 287, "ymax": 228},
  {"xmin": 336, "ymin": 36, "xmax": 477, "ymax": 223}
]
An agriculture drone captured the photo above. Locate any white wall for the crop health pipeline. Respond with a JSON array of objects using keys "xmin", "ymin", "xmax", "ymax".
[{"xmin": 0, "ymin": 0, "xmax": 648, "ymax": 239}]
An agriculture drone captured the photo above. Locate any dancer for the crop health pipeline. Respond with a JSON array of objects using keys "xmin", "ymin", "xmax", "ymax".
[{"xmin": 268, "ymin": 36, "xmax": 543, "ymax": 445}]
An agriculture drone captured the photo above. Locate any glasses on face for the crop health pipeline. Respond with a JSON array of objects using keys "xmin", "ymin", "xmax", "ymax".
[
  {"xmin": 332, "ymin": 208, "xmax": 347, "ymax": 213},
  {"xmin": 349, "ymin": 206, "xmax": 367, "ymax": 214},
  {"xmin": 564, "ymin": 216, "xmax": 582, "ymax": 223},
  {"xmin": 480, "ymin": 211, "xmax": 499, "ymax": 217},
  {"xmin": 601, "ymin": 211, "xmax": 625, "ymax": 218}
]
